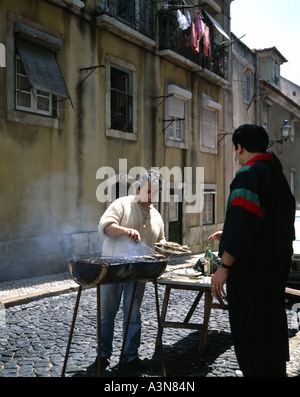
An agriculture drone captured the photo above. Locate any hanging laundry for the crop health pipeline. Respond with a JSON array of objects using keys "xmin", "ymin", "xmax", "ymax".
[
  {"xmin": 185, "ymin": 11, "xmax": 191, "ymax": 27},
  {"xmin": 203, "ymin": 25, "xmax": 211, "ymax": 57},
  {"xmin": 176, "ymin": 10, "xmax": 184, "ymax": 29},
  {"xmin": 177, "ymin": 10, "xmax": 189, "ymax": 30},
  {"xmin": 191, "ymin": 22, "xmax": 199, "ymax": 53},
  {"xmin": 195, "ymin": 11, "xmax": 204, "ymax": 40},
  {"xmin": 201, "ymin": 18, "xmax": 205, "ymax": 37}
]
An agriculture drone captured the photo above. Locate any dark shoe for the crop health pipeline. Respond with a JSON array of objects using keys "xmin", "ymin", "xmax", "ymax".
[
  {"xmin": 87, "ymin": 355, "xmax": 109, "ymax": 373},
  {"xmin": 124, "ymin": 357, "xmax": 149, "ymax": 370}
]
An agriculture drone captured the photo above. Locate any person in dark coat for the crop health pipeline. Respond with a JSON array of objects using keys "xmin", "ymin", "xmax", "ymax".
[{"xmin": 209, "ymin": 124, "xmax": 295, "ymax": 377}]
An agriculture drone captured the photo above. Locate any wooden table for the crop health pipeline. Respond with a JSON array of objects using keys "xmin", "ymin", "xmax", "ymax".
[{"xmin": 155, "ymin": 276, "xmax": 227, "ymax": 357}]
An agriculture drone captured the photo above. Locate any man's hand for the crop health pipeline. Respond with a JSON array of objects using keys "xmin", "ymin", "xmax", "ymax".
[
  {"xmin": 125, "ymin": 228, "xmax": 141, "ymax": 243},
  {"xmin": 211, "ymin": 267, "xmax": 228, "ymax": 300},
  {"xmin": 208, "ymin": 231, "xmax": 223, "ymax": 241},
  {"xmin": 104, "ymin": 224, "xmax": 141, "ymax": 243}
]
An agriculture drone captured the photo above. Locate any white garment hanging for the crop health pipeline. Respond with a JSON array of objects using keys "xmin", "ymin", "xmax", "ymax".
[{"xmin": 177, "ymin": 9, "xmax": 189, "ymax": 30}]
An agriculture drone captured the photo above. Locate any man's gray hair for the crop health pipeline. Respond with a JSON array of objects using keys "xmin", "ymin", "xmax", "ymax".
[{"xmin": 138, "ymin": 169, "xmax": 163, "ymax": 190}]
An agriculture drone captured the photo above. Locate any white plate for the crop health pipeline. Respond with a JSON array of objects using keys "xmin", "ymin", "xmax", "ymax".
[{"xmin": 173, "ymin": 269, "xmax": 202, "ymax": 277}]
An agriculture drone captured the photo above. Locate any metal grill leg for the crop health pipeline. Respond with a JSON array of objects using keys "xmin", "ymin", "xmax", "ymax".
[
  {"xmin": 97, "ymin": 284, "xmax": 102, "ymax": 377},
  {"xmin": 153, "ymin": 278, "xmax": 166, "ymax": 377},
  {"xmin": 61, "ymin": 286, "xmax": 82, "ymax": 377}
]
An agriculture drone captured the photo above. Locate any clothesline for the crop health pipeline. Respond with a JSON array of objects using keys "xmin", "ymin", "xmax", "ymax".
[{"xmin": 160, "ymin": 2, "xmax": 209, "ymax": 10}]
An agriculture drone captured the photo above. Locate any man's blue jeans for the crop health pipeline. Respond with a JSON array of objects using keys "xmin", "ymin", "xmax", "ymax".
[{"xmin": 100, "ymin": 281, "xmax": 146, "ymax": 363}]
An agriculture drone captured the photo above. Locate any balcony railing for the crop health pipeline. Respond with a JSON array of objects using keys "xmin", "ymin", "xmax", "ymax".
[
  {"xmin": 96, "ymin": 0, "xmax": 156, "ymax": 40},
  {"xmin": 158, "ymin": 10, "xmax": 228, "ymax": 80}
]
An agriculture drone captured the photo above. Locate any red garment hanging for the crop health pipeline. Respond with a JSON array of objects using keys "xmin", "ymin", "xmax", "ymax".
[
  {"xmin": 203, "ymin": 25, "xmax": 211, "ymax": 57},
  {"xmin": 191, "ymin": 22, "xmax": 199, "ymax": 53},
  {"xmin": 195, "ymin": 11, "xmax": 203, "ymax": 40}
]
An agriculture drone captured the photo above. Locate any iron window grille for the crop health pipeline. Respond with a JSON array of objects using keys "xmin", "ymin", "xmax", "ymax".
[
  {"xmin": 158, "ymin": 8, "xmax": 228, "ymax": 80},
  {"xmin": 110, "ymin": 66, "xmax": 133, "ymax": 133},
  {"xmin": 97, "ymin": 0, "xmax": 156, "ymax": 40}
]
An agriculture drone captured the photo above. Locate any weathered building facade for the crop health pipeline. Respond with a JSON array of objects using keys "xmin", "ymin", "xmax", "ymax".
[
  {"xmin": 231, "ymin": 34, "xmax": 300, "ymax": 207},
  {"xmin": 0, "ymin": 0, "xmax": 233, "ymax": 280},
  {"xmin": 2, "ymin": 0, "xmax": 298, "ymax": 282},
  {"xmin": 256, "ymin": 47, "xmax": 300, "ymax": 204}
]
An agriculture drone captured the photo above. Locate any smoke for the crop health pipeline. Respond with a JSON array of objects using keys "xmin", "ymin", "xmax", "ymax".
[
  {"xmin": 124, "ymin": 239, "xmax": 154, "ymax": 257},
  {"xmin": 1, "ymin": 172, "xmax": 101, "ymax": 274},
  {"xmin": 18, "ymin": 172, "xmax": 97, "ymax": 239}
]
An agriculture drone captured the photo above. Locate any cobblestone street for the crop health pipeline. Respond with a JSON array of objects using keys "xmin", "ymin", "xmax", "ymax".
[{"xmin": 0, "ymin": 281, "xmax": 299, "ymax": 378}]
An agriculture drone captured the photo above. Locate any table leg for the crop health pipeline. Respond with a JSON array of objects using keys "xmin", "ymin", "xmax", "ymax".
[
  {"xmin": 184, "ymin": 291, "xmax": 203, "ymax": 324},
  {"xmin": 198, "ymin": 290, "xmax": 213, "ymax": 357},
  {"xmin": 61, "ymin": 286, "xmax": 82, "ymax": 377},
  {"xmin": 155, "ymin": 285, "xmax": 171, "ymax": 351}
]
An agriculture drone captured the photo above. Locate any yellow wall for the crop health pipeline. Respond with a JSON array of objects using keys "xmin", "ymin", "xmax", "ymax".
[{"xmin": 0, "ymin": 0, "xmax": 228, "ymax": 279}]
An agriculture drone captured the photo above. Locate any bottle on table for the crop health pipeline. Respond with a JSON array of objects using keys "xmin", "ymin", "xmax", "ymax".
[{"xmin": 204, "ymin": 243, "xmax": 213, "ymax": 276}]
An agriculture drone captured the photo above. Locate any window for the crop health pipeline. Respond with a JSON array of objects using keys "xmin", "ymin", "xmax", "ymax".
[
  {"xmin": 166, "ymin": 92, "xmax": 185, "ymax": 142},
  {"xmin": 201, "ymin": 94, "xmax": 221, "ymax": 154},
  {"xmin": 290, "ymin": 170, "xmax": 296, "ymax": 197},
  {"xmin": 116, "ymin": 0, "xmax": 140, "ymax": 28},
  {"xmin": 262, "ymin": 99, "xmax": 272, "ymax": 130},
  {"xmin": 290, "ymin": 120, "xmax": 295, "ymax": 142},
  {"xmin": 168, "ymin": 117, "xmax": 184, "ymax": 141},
  {"xmin": 6, "ymin": 20, "xmax": 70, "ymax": 124},
  {"xmin": 202, "ymin": 190, "xmax": 215, "ymax": 225},
  {"xmin": 169, "ymin": 195, "xmax": 178, "ymax": 222},
  {"xmin": 273, "ymin": 60, "xmax": 280, "ymax": 87},
  {"xmin": 165, "ymin": 84, "xmax": 191, "ymax": 149},
  {"xmin": 243, "ymin": 71, "xmax": 251, "ymax": 103},
  {"xmin": 106, "ymin": 55, "xmax": 137, "ymax": 140},
  {"xmin": 111, "ymin": 66, "xmax": 133, "ymax": 133},
  {"xmin": 6, "ymin": 17, "xmax": 70, "ymax": 127},
  {"xmin": 0, "ymin": 43, "xmax": 5, "ymax": 67},
  {"xmin": 16, "ymin": 55, "xmax": 53, "ymax": 116},
  {"xmin": 202, "ymin": 107, "xmax": 217, "ymax": 148}
]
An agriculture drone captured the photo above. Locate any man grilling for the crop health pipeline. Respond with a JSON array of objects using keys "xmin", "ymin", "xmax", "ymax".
[{"xmin": 90, "ymin": 169, "xmax": 165, "ymax": 373}]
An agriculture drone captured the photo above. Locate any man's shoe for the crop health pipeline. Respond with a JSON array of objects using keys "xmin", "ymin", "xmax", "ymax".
[
  {"xmin": 124, "ymin": 357, "xmax": 149, "ymax": 370},
  {"xmin": 87, "ymin": 355, "xmax": 109, "ymax": 373}
]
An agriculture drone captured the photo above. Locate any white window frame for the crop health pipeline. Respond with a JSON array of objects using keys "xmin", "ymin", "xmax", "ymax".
[
  {"xmin": 164, "ymin": 84, "xmax": 191, "ymax": 149},
  {"xmin": 106, "ymin": 54, "xmax": 137, "ymax": 141},
  {"xmin": 200, "ymin": 94, "xmax": 221, "ymax": 154},
  {"xmin": 203, "ymin": 190, "xmax": 215, "ymax": 225},
  {"xmin": 6, "ymin": 13, "xmax": 63, "ymax": 128},
  {"xmin": 169, "ymin": 194, "xmax": 179, "ymax": 222},
  {"xmin": 15, "ymin": 55, "xmax": 53, "ymax": 116},
  {"xmin": 201, "ymin": 184, "xmax": 217, "ymax": 226}
]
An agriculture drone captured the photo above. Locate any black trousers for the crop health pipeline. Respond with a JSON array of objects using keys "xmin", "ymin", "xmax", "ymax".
[{"xmin": 226, "ymin": 271, "xmax": 288, "ymax": 377}]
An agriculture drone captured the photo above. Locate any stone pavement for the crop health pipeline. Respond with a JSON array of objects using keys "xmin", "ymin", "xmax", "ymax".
[
  {"xmin": 0, "ymin": 271, "xmax": 79, "ymax": 308},
  {"xmin": 0, "ymin": 255, "xmax": 299, "ymax": 378}
]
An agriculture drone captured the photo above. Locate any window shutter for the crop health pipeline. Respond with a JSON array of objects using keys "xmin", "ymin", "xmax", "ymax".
[
  {"xmin": 15, "ymin": 38, "xmax": 70, "ymax": 99},
  {"xmin": 168, "ymin": 96, "xmax": 184, "ymax": 119}
]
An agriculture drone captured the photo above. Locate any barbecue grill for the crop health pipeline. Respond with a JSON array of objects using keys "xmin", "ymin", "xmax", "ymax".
[
  {"xmin": 62, "ymin": 254, "xmax": 168, "ymax": 377},
  {"xmin": 68, "ymin": 254, "xmax": 168, "ymax": 286}
]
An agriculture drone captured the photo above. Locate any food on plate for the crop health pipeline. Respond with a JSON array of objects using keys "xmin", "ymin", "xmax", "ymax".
[{"xmin": 155, "ymin": 241, "xmax": 191, "ymax": 254}]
